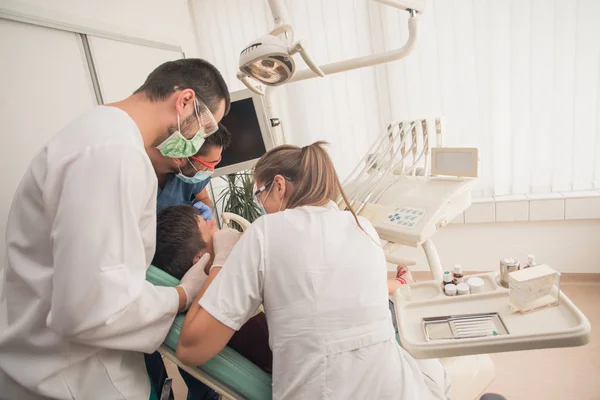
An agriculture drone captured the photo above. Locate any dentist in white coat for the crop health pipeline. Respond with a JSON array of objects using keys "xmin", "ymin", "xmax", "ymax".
[{"xmin": 0, "ymin": 59, "xmax": 229, "ymax": 400}]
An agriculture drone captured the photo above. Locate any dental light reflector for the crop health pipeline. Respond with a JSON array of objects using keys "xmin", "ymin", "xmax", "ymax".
[
  {"xmin": 239, "ymin": 35, "xmax": 296, "ymax": 87},
  {"xmin": 238, "ymin": 31, "xmax": 324, "ymax": 95},
  {"xmin": 242, "ymin": 56, "xmax": 294, "ymax": 85}
]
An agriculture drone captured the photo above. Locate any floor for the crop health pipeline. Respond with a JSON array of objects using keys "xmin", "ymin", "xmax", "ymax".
[
  {"xmin": 485, "ymin": 276, "xmax": 600, "ymax": 400},
  {"xmin": 164, "ymin": 273, "xmax": 599, "ymax": 400}
]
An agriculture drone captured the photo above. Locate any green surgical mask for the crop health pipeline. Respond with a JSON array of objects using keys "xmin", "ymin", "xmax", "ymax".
[{"xmin": 157, "ymin": 100, "xmax": 209, "ymax": 158}]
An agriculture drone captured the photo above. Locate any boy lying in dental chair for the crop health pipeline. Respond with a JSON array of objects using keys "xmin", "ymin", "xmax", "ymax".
[{"xmin": 152, "ymin": 205, "xmax": 273, "ymax": 374}]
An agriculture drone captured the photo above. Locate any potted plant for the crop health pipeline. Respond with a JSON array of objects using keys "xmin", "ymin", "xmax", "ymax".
[{"xmin": 216, "ymin": 172, "xmax": 263, "ymax": 231}]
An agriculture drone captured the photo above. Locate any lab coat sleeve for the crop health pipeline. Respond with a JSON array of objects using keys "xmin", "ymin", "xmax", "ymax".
[
  {"xmin": 46, "ymin": 144, "xmax": 179, "ymax": 353},
  {"xmin": 199, "ymin": 224, "xmax": 265, "ymax": 331}
]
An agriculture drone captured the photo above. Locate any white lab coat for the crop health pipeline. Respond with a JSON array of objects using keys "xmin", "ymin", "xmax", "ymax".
[
  {"xmin": 200, "ymin": 202, "xmax": 444, "ymax": 399},
  {"xmin": 0, "ymin": 106, "xmax": 178, "ymax": 399}
]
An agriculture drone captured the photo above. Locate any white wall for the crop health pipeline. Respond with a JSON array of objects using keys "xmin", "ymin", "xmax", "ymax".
[
  {"xmin": 0, "ymin": 0, "xmax": 198, "ymax": 56},
  {"xmin": 395, "ymin": 220, "xmax": 600, "ymax": 274}
]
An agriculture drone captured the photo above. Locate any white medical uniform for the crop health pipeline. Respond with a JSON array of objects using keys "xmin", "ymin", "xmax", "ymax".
[
  {"xmin": 200, "ymin": 202, "xmax": 447, "ymax": 399},
  {"xmin": 0, "ymin": 106, "xmax": 179, "ymax": 399}
]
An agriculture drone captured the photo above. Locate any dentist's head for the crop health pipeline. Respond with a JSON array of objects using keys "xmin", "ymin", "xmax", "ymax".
[
  {"xmin": 253, "ymin": 142, "xmax": 359, "ymax": 225},
  {"xmin": 131, "ymin": 58, "xmax": 231, "ymax": 158}
]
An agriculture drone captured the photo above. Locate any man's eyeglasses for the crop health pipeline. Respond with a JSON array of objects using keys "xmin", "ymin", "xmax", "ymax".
[
  {"xmin": 173, "ymin": 86, "xmax": 219, "ymax": 136},
  {"xmin": 190, "ymin": 155, "xmax": 221, "ymax": 169}
]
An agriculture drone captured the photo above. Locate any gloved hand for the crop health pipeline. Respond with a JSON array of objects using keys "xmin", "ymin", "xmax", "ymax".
[
  {"xmin": 211, "ymin": 228, "xmax": 243, "ymax": 271},
  {"xmin": 193, "ymin": 201, "xmax": 212, "ymax": 220},
  {"xmin": 177, "ymin": 253, "xmax": 211, "ymax": 309}
]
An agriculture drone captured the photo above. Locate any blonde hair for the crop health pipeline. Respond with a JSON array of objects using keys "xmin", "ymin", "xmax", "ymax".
[{"xmin": 254, "ymin": 141, "xmax": 363, "ymax": 229}]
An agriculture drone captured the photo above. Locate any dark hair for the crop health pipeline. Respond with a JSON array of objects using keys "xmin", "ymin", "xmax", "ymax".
[
  {"xmin": 152, "ymin": 205, "xmax": 206, "ymax": 280},
  {"xmin": 134, "ymin": 58, "xmax": 231, "ymax": 115},
  {"xmin": 196, "ymin": 123, "xmax": 232, "ymax": 156}
]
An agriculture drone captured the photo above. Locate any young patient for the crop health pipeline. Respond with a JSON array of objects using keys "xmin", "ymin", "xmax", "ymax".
[{"xmin": 152, "ymin": 205, "xmax": 272, "ymax": 373}]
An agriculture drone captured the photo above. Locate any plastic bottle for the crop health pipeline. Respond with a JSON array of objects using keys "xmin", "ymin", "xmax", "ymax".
[
  {"xmin": 444, "ymin": 283, "xmax": 457, "ymax": 296},
  {"xmin": 452, "ymin": 264, "xmax": 464, "ymax": 284},
  {"xmin": 443, "ymin": 271, "xmax": 453, "ymax": 287},
  {"xmin": 467, "ymin": 277, "xmax": 484, "ymax": 294},
  {"xmin": 457, "ymin": 282, "xmax": 470, "ymax": 295}
]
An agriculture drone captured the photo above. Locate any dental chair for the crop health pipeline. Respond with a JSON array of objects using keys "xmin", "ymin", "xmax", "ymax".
[{"xmin": 146, "ymin": 266, "xmax": 272, "ymax": 400}]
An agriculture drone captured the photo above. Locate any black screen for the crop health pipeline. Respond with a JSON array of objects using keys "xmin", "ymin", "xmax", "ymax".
[{"xmin": 218, "ymin": 98, "xmax": 267, "ymax": 168}]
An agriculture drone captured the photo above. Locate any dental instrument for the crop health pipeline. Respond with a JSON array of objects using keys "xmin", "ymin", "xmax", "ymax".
[
  {"xmin": 354, "ymin": 119, "xmax": 589, "ymax": 398},
  {"xmin": 342, "ymin": 118, "xmax": 476, "ymax": 281}
]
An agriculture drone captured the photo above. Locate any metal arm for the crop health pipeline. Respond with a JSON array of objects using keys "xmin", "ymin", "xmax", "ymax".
[{"xmin": 288, "ymin": 16, "xmax": 420, "ymax": 83}]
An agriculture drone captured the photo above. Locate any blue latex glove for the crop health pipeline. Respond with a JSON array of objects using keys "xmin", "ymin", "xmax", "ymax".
[{"xmin": 193, "ymin": 201, "xmax": 212, "ymax": 220}]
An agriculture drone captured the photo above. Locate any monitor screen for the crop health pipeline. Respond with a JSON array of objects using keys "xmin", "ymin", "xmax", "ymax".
[{"xmin": 218, "ymin": 98, "xmax": 267, "ymax": 169}]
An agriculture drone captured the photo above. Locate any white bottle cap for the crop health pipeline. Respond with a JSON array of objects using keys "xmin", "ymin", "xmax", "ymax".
[
  {"xmin": 445, "ymin": 283, "xmax": 457, "ymax": 296},
  {"xmin": 457, "ymin": 282, "xmax": 470, "ymax": 295},
  {"xmin": 527, "ymin": 254, "xmax": 536, "ymax": 264},
  {"xmin": 453, "ymin": 264, "xmax": 463, "ymax": 274},
  {"xmin": 443, "ymin": 271, "xmax": 453, "ymax": 283},
  {"xmin": 467, "ymin": 277, "xmax": 485, "ymax": 294}
]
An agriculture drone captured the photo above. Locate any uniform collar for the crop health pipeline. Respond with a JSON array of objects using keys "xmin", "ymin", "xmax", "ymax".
[{"xmin": 305, "ymin": 200, "xmax": 339, "ymax": 211}]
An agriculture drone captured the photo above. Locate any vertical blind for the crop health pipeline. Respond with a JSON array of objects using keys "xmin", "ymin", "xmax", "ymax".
[{"xmin": 192, "ymin": 0, "xmax": 600, "ymax": 197}]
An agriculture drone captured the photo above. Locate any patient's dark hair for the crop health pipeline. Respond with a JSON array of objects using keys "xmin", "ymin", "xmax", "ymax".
[{"xmin": 152, "ymin": 205, "xmax": 206, "ymax": 280}]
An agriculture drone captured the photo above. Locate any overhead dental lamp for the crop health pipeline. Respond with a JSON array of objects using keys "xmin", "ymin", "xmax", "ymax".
[
  {"xmin": 237, "ymin": 0, "xmax": 427, "ymax": 95},
  {"xmin": 238, "ymin": 32, "xmax": 324, "ymax": 93}
]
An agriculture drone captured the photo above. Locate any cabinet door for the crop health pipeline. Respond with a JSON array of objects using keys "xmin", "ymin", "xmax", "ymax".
[{"xmin": 0, "ymin": 18, "xmax": 96, "ymax": 265}]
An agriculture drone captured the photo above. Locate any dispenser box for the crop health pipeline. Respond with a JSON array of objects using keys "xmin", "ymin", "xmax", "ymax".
[{"xmin": 509, "ymin": 264, "xmax": 560, "ymax": 314}]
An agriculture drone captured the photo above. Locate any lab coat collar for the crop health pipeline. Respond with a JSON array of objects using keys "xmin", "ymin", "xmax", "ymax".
[{"xmin": 301, "ymin": 200, "xmax": 339, "ymax": 211}]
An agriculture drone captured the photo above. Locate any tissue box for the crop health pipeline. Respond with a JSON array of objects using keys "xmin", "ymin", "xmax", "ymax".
[{"xmin": 509, "ymin": 264, "xmax": 560, "ymax": 314}]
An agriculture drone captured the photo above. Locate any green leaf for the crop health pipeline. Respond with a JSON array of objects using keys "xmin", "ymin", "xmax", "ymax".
[{"xmin": 216, "ymin": 171, "xmax": 262, "ymax": 226}]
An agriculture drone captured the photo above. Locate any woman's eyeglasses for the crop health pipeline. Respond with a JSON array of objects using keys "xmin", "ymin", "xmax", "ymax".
[{"xmin": 254, "ymin": 176, "xmax": 293, "ymax": 206}]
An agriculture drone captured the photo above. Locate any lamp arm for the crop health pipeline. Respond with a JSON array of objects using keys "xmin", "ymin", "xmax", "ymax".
[
  {"xmin": 289, "ymin": 41, "xmax": 325, "ymax": 78},
  {"xmin": 237, "ymin": 72, "xmax": 265, "ymax": 96},
  {"xmin": 288, "ymin": 15, "xmax": 419, "ymax": 84},
  {"xmin": 268, "ymin": 0, "xmax": 291, "ymax": 29}
]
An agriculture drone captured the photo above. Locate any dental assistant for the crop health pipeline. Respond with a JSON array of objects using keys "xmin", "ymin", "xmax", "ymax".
[
  {"xmin": 147, "ymin": 123, "xmax": 230, "ymax": 220},
  {"xmin": 176, "ymin": 142, "xmax": 451, "ymax": 400},
  {"xmin": 0, "ymin": 59, "xmax": 230, "ymax": 400},
  {"xmin": 145, "ymin": 126, "xmax": 231, "ymax": 400}
]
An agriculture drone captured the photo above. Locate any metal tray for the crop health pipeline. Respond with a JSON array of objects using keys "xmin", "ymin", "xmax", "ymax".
[{"xmin": 423, "ymin": 312, "xmax": 509, "ymax": 341}]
